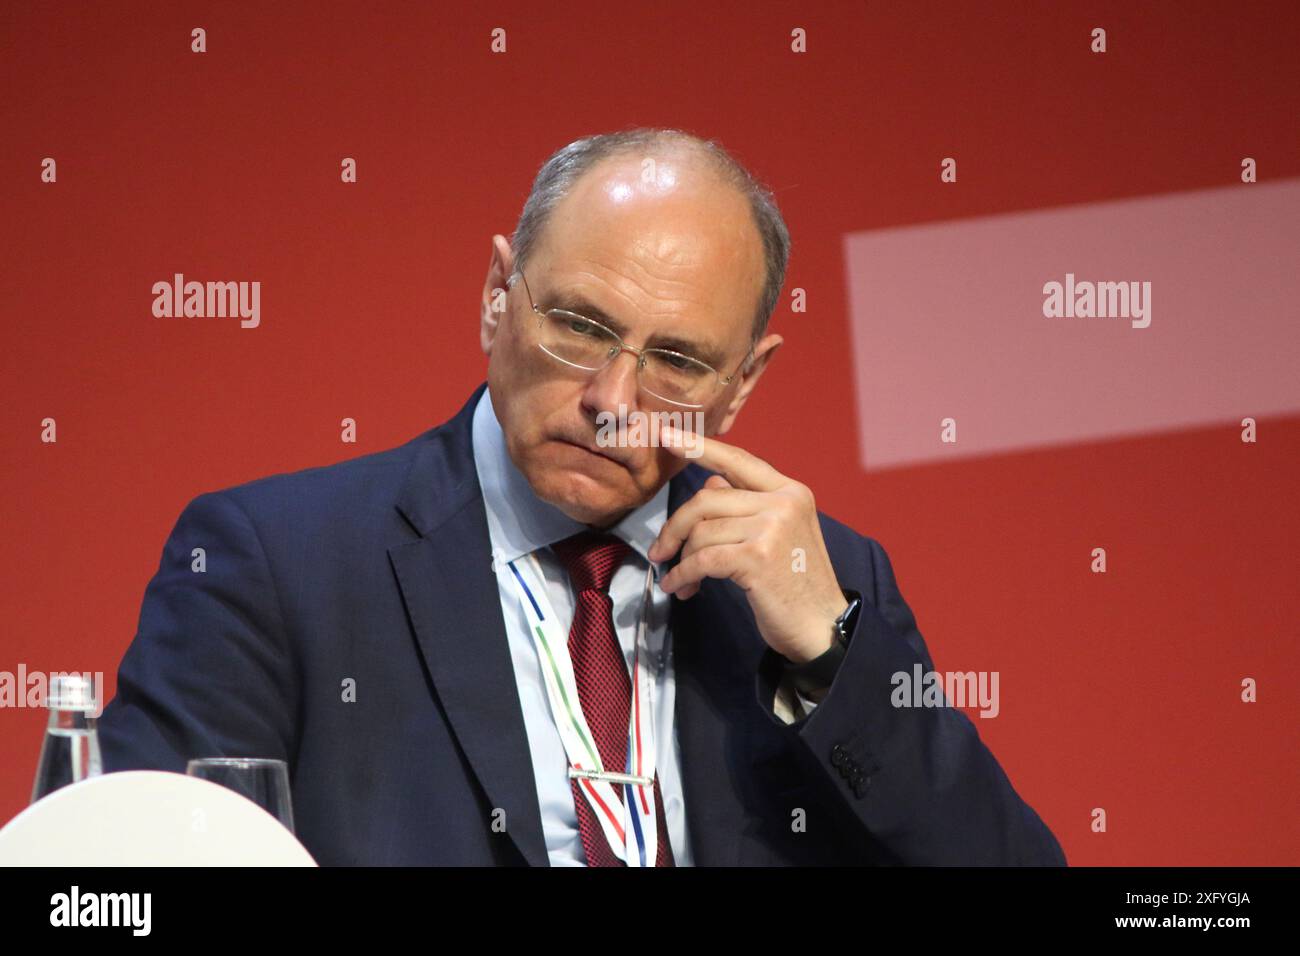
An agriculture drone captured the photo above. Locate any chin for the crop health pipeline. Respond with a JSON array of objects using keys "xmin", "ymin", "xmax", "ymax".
[{"xmin": 528, "ymin": 459, "xmax": 643, "ymax": 527}]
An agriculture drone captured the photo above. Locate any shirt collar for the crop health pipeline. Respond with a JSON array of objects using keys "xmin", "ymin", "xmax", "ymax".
[{"xmin": 471, "ymin": 386, "xmax": 669, "ymax": 572}]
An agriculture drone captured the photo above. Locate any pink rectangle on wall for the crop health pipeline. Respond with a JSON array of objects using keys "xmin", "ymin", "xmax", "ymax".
[{"xmin": 843, "ymin": 181, "xmax": 1300, "ymax": 470}]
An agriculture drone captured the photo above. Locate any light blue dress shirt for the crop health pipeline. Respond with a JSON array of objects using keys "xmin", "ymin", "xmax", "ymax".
[{"xmin": 471, "ymin": 386, "xmax": 817, "ymax": 866}]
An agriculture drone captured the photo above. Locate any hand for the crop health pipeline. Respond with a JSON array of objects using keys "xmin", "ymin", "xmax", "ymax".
[{"xmin": 647, "ymin": 425, "xmax": 850, "ymax": 664}]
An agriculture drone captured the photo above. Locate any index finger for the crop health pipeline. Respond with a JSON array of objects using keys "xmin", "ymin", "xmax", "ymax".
[{"xmin": 659, "ymin": 423, "xmax": 786, "ymax": 493}]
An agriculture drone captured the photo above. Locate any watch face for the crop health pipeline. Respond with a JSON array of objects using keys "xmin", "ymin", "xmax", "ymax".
[{"xmin": 836, "ymin": 597, "xmax": 862, "ymax": 641}]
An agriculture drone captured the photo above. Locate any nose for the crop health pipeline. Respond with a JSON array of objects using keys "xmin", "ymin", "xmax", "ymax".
[{"xmin": 580, "ymin": 346, "xmax": 642, "ymax": 422}]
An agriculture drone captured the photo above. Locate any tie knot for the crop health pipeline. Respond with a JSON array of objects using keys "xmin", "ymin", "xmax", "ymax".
[{"xmin": 550, "ymin": 530, "xmax": 633, "ymax": 594}]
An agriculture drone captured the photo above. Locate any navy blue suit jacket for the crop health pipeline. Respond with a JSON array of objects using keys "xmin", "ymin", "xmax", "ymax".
[{"xmin": 99, "ymin": 383, "xmax": 1066, "ymax": 866}]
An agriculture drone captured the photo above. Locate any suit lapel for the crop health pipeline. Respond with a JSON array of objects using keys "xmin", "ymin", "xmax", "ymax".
[
  {"xmin": 667, "ymin": 466, "xmax": 759, "ymax": 867},
  {"xmin": 387, "ymin": 384, "xmax": 549, "ymax": 867},
  {"xmin": 385, "ymin": 387, "xmax": 762, "ymax": 868}
]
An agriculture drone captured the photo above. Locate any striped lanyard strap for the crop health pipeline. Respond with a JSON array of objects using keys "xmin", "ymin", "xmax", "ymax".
[{"xmin": 507, "ymin": 550, "xmax": 661, "ymax": 866}]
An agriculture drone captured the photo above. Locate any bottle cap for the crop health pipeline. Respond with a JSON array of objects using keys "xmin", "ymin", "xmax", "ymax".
[{"xmin": 47, "ymin": 674, "xmax": 98, "ymax": 712}]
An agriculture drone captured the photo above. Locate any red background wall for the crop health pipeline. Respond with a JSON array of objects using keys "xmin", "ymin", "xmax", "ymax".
[{"xmin": 2, "ymin": 0, "xmax": 1296, "ymax": 864}]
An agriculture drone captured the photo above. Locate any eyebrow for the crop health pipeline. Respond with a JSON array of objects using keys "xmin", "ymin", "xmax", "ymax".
[{"xmin": 546, "ymin": 291, "xmax": 730, "ymax": 369}]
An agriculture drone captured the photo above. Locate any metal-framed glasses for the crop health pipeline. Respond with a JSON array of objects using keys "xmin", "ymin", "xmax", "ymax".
[{"xmin": 510, "ymin": 266, "xmax": 751, "ymax": 409}]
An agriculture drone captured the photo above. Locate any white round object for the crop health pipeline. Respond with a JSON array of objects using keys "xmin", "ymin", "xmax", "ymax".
[{"xmin": 0, "ymin": 771, "xmax": 317, "ymax": 866}]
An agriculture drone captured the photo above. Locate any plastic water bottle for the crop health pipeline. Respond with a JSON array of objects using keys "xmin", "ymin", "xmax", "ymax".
[{"xmin": 31, "ymin": 674, "xmax": 103, "ymax": 803}]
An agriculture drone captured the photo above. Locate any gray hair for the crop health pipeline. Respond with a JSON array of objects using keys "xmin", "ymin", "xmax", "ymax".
[{"xmin": 508, "ymin": 127, "xmax": 790, "ymax": 353}]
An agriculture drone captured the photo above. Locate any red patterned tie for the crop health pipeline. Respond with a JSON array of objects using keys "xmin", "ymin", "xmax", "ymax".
[{"xmin": 549, "ymin": 530, "xmax": 675, "ymax": 867}]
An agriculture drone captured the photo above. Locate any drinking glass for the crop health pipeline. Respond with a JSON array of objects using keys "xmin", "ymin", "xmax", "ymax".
[{"xmin": 186, "ymin": 757, "xmax": 295, "ymax": 834}]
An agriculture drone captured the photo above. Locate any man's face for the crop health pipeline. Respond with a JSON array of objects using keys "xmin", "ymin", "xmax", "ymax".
[{"xmin": 481, "ymin": 152, "xmax": 780, "ymax": 528}]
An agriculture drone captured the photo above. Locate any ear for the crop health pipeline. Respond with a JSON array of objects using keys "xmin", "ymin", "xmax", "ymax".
[
  {"xmin": 481, "ymin": 234, "xmax": 515, "ymax": 355},
  {"xmin": 714, "ymin": 332, "xmax": 782, "ymax": 437}
]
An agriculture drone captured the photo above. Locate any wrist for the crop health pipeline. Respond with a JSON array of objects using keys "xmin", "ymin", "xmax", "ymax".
[
  {"xmin": 782, "ymin": 589, "xmax": 862, "ymax": 696},
  {"xmin": 784, "ymin": 595, "xmax": 851, "ymax": 664}
]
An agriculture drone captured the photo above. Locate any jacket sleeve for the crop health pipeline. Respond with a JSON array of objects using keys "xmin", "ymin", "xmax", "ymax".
[
  {"xmin": 762, "ymin": 535, "xmax": 1067, "ymax": 866},
  {"xmin": 97, "ymin": 490, "xmax": 300, "ymax": 774}
]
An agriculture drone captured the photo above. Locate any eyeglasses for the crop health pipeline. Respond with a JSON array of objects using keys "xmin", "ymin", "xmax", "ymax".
[{"xmin": 510, "ymin": 266, "xmax": 752, "ymax": 409}]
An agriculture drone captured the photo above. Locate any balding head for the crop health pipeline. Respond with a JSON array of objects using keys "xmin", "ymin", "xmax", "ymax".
[
  {"xmin": 479, "ymin": 129, "xmax": 787, "ymax": 528},
  {"xmin": 508, "ymin": 128, "xmax": 790, "ymax": 347}
]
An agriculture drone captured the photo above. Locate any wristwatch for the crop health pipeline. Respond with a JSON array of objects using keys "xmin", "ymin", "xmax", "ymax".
[{"xmin": 784, "ymin": 590, "xmax": 863, "ymax": 697}]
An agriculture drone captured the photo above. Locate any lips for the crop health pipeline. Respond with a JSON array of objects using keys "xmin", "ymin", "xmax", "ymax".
[{"xmin": 557, "ymin": 437, "xmax": 628, "ymax": 467}]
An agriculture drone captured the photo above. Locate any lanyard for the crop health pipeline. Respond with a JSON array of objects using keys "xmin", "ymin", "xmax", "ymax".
[{"xmin": 507, "ymin": 550, "xmax": 662, "ymax": 866}]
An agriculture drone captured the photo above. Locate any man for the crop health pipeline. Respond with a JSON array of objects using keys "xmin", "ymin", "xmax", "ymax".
[{"xmin": 99, "ymin": 128, "xmax": 1066, "ymax": 866}]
